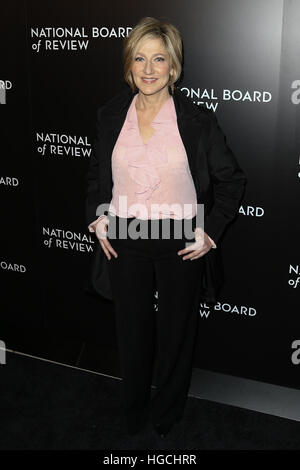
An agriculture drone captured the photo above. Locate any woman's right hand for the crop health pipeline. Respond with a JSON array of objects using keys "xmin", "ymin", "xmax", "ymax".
[{"xmin": 94, "ymin": 216, "xmax": 118, "ymax": 260}]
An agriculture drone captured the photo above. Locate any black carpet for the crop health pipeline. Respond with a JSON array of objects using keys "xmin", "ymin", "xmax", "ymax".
[{"xmin": 1, "ymin": 352, "xmax": 300, "ymax": 450}]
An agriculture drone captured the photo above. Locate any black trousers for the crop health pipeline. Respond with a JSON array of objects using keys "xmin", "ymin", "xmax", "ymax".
[{"xmin": 106, "ymin": 215, "xmax": 205, "ymax": 432}]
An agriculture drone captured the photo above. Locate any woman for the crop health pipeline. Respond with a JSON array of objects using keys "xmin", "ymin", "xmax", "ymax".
[{"xmin": 86, "ymin": 16, "xmax": 247, "ymax": 438}]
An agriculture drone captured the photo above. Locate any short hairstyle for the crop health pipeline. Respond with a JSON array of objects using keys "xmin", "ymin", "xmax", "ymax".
[{"xmin": 123, "ymin": 16, "xmax": 183, "ymax": 94}]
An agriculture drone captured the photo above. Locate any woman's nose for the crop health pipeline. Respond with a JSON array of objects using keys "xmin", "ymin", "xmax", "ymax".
[{"xmin": 144, "ymin": 61, "xmax": 154, "ymax": 74}]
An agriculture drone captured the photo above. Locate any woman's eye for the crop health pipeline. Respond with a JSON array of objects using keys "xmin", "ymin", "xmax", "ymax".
[{"xmin": 134, "ymin": 57, "xmax": 165, "ymax": 62}]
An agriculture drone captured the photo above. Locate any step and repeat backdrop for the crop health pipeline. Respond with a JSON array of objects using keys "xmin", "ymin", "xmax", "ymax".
[{"xmin": 1, "ymin": 0, "xmax": 300, "ymax": 388}]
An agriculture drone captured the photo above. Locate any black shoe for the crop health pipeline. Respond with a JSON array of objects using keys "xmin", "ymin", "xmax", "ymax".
[
  {"xmin": 126, "ymin": 415, "xmax": 149, "ymax": 436},
  {"xmin": 125, "ymin": 406, "xmax": 150, "ymax": 436},
  {"xmin": 153, "ymin": 422, "xmax": 173, "ymax": 438},
  {"xmin": 126, "ymin": 420, "xmax": 147, "ymax": 436}
]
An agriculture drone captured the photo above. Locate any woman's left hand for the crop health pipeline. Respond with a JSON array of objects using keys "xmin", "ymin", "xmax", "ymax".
[{"xmin": 177, "ymin": 227, "xmax": 214, "ymax": 260}]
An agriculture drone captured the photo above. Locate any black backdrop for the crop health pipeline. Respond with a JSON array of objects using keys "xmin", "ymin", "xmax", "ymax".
[{"xmin": 1, "ymin": 0, "xmax": 300, "ymax": 389}]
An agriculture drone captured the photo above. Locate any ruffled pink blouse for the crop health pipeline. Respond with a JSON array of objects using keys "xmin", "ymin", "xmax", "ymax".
[
  {"xmin": 88, "ymin": 93, "xmax": 216, "ymax": 248},
  {"xmin": 110, "ymin": 93, "xmax": 197, "ymax": 219}
]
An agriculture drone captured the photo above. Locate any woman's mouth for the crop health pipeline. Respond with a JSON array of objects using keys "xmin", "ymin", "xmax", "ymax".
[{"xmin": 141, "ymin": 78, "xmax": 158, "ymax": 84}]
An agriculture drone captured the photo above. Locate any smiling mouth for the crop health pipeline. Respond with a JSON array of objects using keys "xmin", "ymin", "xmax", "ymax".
[{"xmin": 141, "ymin": 78, "xmax": 158, "ymax": 83}]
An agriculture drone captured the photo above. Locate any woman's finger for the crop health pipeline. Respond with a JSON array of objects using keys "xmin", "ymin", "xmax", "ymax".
[
  {"xmin": 183, "ymin": 250, "xmax": 205, "ymax": 260},
  {"xmin": 178, "ymin": 239, "xmax": 207, "ymax": 256},
  {"xmin": 100, "ymin": 239, "xmax": 118, "ymax": 259},
  {"xmin": 99, "ymin": 240, "xmax": 112, "ymax": 260},
  {"xmin": 182, "ymin": 245, "xmax": 211, "ymax": 260},
  {"xmin": 177, "ymin": 240, "xmax": 198, "ymax": 255},
  {"xmin": 103, "ymin": 239, "xmax": 118, "ymax": 258}
]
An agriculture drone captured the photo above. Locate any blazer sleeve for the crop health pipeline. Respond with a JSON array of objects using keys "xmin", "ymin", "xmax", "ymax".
[
  {"xmin": 85, "ymin": 106, "xmax": 107, "ymax": 228},
  {"xmin": 203, "ymin": 112, "xmax": 247, "ymax": 245}
]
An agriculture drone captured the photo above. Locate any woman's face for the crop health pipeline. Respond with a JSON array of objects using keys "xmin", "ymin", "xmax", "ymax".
[{"xmin": 131, "ymin": 37, "xmax": 174, "ymax": 96}]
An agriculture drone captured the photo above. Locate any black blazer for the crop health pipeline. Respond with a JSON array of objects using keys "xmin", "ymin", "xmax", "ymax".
[{"xmin": 85, "ymin": 85, "xmax": 247, "ymax": 304}]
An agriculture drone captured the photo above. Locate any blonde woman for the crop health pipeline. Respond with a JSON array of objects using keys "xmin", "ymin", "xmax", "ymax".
[{"xmin": 86, "ymin": 16, "xmax": 246, "ymax": 438}]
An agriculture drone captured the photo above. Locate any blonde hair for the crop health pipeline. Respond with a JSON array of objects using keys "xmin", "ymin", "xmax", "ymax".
[{"xmin": 123, "ymin": 16, "xmax": 183, "ymax": 94}]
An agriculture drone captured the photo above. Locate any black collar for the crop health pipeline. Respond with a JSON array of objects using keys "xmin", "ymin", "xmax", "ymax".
[{"xmin": 101, "ymin": 85, "xmax": 206, "ymax": 121}]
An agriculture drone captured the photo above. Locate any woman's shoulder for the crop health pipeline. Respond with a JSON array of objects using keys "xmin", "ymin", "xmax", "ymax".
[{"xmin": 173, "ymin": 86, "xmax": 216, "ymax": 124}]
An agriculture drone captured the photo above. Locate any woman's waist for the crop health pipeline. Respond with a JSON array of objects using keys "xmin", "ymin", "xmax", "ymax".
[{"xmin": 106, "ymin": 213, "xmax": 198, "ymax": 241}]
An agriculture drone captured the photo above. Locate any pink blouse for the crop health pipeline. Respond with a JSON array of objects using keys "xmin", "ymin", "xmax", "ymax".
[{"xmin": 88, "ymin": 93, "xmax": 216, "ymax": 248}]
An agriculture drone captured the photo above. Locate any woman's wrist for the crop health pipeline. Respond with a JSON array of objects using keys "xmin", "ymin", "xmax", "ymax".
[{"xmin": 88, "ymin": 215, "xmax": 107, "ymax": 233}]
